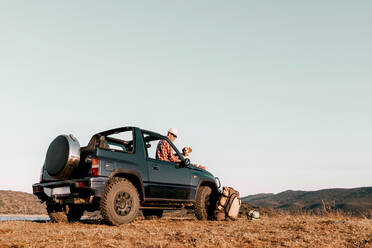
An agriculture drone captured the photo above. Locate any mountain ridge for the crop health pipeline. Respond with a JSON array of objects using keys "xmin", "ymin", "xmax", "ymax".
[
  {"xmin": 242, "ymin": 186, "xmax": 372, "ymax": 215},
  {"xmin": 1, "ymin": 186, "xmax": 372, "ymax": 216}
]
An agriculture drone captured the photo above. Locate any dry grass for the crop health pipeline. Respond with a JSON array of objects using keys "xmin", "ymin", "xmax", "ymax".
[
  {"xmin": 0, "ymin": 213, "xmax": 371, "ymax": 248},
  {"xmin": 0, "ymin": 191, "xmax": 371, "ymax": 247}
]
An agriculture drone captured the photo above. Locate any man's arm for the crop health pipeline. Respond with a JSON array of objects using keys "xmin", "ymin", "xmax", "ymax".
[{"xmin": 167, "ymin": 143, "xmax": 181, "ymax": 163}]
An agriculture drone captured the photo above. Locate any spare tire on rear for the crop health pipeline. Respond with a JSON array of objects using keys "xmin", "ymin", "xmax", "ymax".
[{"xmin": 45, "ymin": 134, "xmax": 80, "ymax": 180}]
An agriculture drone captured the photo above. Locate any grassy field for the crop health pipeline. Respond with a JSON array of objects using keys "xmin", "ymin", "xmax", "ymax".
[
  {"xmin": 0, "ymin": 213, "xmax": 371, "ymax": 248},
  {"xmin": 0, "ymin": 190, "xmax": 371, "ymax": 247}
]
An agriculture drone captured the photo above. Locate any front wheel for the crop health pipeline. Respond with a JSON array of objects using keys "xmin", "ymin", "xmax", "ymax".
[
  {"xmin": 194, "ymin": 186, "xmax": 217, "ymax": 220},
  {"xmin": 100, "ymin": 178, "xmax": 140, "ymax": 225}
]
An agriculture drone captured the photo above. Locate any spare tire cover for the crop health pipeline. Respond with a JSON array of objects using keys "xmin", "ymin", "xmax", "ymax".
[{"xmin": 45, "ymin": 135, "xmax": 80, "ymax": 179}]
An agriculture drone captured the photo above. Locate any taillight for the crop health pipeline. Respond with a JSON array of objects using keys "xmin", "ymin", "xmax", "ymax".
[
  {"xmin": 33, "ymin": 186, "xmax": 42, "ymax": 193},
  {"xmin": 91, "ymin": 158, "xmax": 100, "ymax": 176},
  {"xmin": 75, "ymin": 181, "xmax": 86, "ymax": 188}
]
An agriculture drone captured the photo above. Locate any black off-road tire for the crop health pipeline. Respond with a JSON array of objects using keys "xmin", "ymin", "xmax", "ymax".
[
  {"xmin": 66, "ymin": 205, "xmax": 85, "ymax": 222},
  {"xmin": 194, "ymin": 186, "xmax": 217, "ymax": 220},
  {"xmin": 100, "ymin": 177, "xmax": 140, "ymax": 225},
  {"xmin": 142, "ymin": 209, "xmax": 164, "ymax": 220},
  {"xmin": 47, "ymin": 202, "xmax": 68, "ymax": 223},
  {"xmin": 47, "ymin": 203, "xmax": 84, "ymax": 223}
]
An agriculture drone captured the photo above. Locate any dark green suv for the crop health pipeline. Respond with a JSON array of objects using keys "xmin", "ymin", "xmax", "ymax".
[{"xmin": 33, "ymin": 127, "xmax": 220, "ymax": 225}]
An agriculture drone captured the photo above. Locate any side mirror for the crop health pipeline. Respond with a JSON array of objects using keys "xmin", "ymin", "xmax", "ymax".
[{"xmin": 183, "ymin": 158, "xmax": 191, "ymax": 167}]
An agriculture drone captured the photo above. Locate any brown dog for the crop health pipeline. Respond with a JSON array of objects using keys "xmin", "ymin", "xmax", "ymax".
[{"xmin": 182, "ymin": 147, "xmax": 192, "ymax": 159}]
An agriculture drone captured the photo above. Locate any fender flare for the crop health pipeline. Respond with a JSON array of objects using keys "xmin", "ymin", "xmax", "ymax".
[
  {"xmin": 109, "ymin": 169, "xmax": 145, "ymax": 202},
  {"xmin": 196, "ymin": 178, "xmax": 218, "ymax": 195}
]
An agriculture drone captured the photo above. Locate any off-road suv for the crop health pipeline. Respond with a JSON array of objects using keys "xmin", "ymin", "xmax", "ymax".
[{"xmin": 33, "ymin": 127, "xmax": 220, "ymax": 225}]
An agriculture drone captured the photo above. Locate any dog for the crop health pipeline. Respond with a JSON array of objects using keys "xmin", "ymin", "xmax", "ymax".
[
  {"xmin": 182, "ymin": 147, "xmax": 192, "ymax": 159},
  {"xmin": 182, "ymin": 147, "xmax": 206, "ymax": 170}
]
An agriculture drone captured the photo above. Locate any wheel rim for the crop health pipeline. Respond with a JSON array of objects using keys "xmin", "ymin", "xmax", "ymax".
[{"xmin": 114, "ymin": 191, "xmax": 133, "ymax": 216}]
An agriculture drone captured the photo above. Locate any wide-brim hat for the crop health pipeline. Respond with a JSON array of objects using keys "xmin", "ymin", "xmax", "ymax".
[{"xmin": 168, "ymin": 128, "xmax": 178, "ymax": 137}]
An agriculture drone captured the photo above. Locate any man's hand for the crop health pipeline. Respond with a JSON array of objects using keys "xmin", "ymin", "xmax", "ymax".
[{"xmin": 174, "ymin": 154, "xmax": 181, "ymax": 163}]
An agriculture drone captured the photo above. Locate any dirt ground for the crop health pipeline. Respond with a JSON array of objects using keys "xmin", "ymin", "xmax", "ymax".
[{"xmin": 0, "ymin": 214, "xmax": 371, "ymax": 248}]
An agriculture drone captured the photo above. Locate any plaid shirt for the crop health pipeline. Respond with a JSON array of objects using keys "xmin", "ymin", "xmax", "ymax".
[{"xmin": 156, "ymin": 139, "xmax": 179, "ymax": 162}]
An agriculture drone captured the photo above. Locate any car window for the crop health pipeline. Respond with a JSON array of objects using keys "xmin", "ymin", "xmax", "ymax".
[
  {"xmin": 143, "ymin": 135, "xmax": 160, "ymax": 159},
  {"xmin": 107, "ymin": 130, "xmax": 133, "ymax": 142},
  {"xmin": 104, "ymin": 129, "xmax": 134, "ymax": 153},
  {"xmin": 106, "ymin": 141, "xmax": 127, "ymax": 152},
  {"xmin": 143, "ymin": 133, "xmax": 177, "ymax": 161}
]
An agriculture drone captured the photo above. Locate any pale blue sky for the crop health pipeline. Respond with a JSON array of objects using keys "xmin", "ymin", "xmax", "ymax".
[{"xmin": 0, "ymin": 1, "xmax": 371, "ymax": 196}]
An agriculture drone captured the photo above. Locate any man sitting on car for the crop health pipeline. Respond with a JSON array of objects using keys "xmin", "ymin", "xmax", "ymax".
[{"xmin": 156, "ymin": 128, "xmax": 181, "ymax": 163}]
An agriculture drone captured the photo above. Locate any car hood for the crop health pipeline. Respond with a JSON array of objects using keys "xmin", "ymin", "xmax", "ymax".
[{"xmin": 190, "ymin": 165, "xmax": 214, "ymax": 177}]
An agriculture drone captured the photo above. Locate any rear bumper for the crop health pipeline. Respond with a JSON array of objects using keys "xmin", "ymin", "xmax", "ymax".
[{"xmin": 32, "ymin": 177, "xmax": 109, "ymax": 202}]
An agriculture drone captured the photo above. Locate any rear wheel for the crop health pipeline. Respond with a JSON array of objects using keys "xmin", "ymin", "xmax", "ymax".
[
  {"xmin": 142, "ymin": 209, "xmax": 163, "ymax": 220},
  {"xmin": 47, "ymin": 202, "xmax": 67, "ymax": 223},
  {"xmin": 47, "ymin": 203, "xmax": 84, "ymax": 223},
  {"xmin": 66, "ymin": 205, "xmax": 84, "ymax": 222},
  {"xmin": 100, "ymin": 178, "xmax": 140, "ymax": 225},
  {"xmin": 194, "ymin": 186, "xmax": 217, "ymax": 220}
]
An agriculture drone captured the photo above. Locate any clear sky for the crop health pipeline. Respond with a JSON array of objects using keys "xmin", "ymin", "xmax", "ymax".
[{"xmin": 0, "ymin": 1, "xmax": 371, "ymax": 196}]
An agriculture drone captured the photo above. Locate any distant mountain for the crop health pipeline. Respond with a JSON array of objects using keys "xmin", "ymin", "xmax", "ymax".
[{"xmin": 242, "ymin": 187, "xmax": 372, "ymax": 215}]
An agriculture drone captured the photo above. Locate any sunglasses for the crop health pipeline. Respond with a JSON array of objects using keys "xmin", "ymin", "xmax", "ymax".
[{"xmin": 170, "ymin": 133, "xmax": 177, "ymax": 138}]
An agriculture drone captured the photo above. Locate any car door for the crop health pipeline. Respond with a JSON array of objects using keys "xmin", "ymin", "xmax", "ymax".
[{"xmin": 147, "ymin": 158, "xmax": 191, "ymax": 200}]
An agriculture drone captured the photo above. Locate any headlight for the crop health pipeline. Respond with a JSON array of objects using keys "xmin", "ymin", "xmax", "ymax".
[{"xmin": 215, "ymin": 177, "xmax": 221, "ymax": 188}]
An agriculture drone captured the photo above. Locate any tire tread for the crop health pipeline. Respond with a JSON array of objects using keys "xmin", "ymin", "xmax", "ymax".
[
  {"xmin": 100, "ymin": 177, "xmax": 140, "ymax": 225},
  {"xmin": 194, "ymin": 186, "xmax": 216, "ymax": 220}
]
